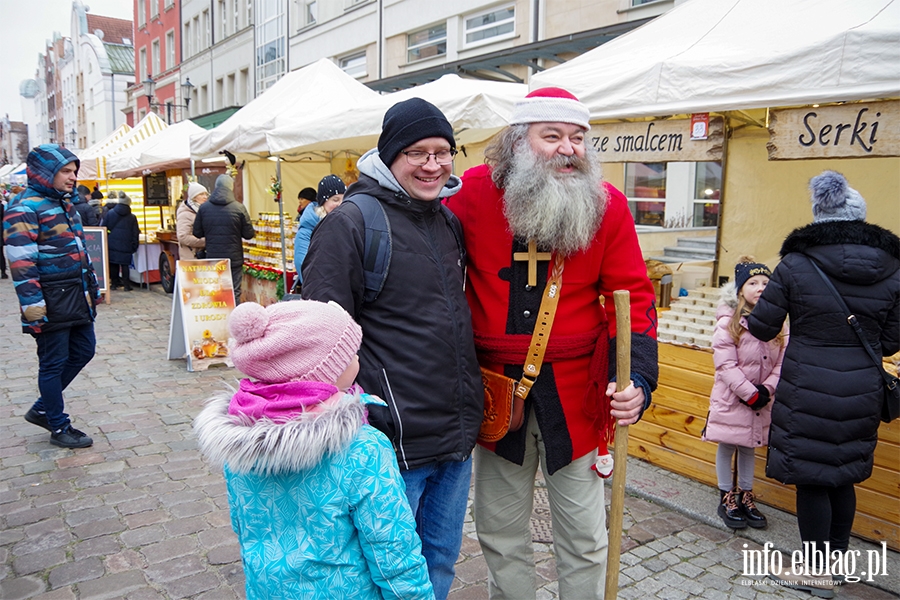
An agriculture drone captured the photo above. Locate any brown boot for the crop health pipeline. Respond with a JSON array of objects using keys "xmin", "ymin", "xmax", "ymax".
[
  {"xmin": 717, "ymin": 487, "xmax": 747, "ymax": 529},
  {"xmin": 739, "ymin": 489, "xmax": 767, "ymax": 529}
]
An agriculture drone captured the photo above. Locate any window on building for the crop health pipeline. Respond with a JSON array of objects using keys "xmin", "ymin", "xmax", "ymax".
[
  {"xmin": 692, "ymin": 162, "xmax": 721, "ymax": 227},
  {"xmin": 234, "ymin": 0, "xmax": 240, "ymax": 31},
  {"xmin": 138, "ymin": 0, "xmax": 146, "ymax": 28},
  {"xmin": 632, "ymin": 0, "xmax": 658, "ymax": 5},
  {"xmin": 219, "ymin": 0, "xmax": 227, "ymax": 38},
  {"xmin": 339, "ymin": 52, "xmax": 367, "ymax": 78},
  {"xmin": 345, "ymin": 0, "xmax": 368, "ymax": 7},
  {"xmin": 152, "ymin": 40, "xmax": 160, "ymax": 76},
  {"xmin": 203, "ymin": 10, "xmax": 210, "ymax": 46},
  {"xmin": 151, "ymin": 0, "xmax": 159, "ymax": 19},
  {"xmin": 194, "ymin": 16, "xmax": 201, "ymax": 52},
  {"xmin": 306, "ymin": 1, "xmax": 317, "ymax": 25},
  {"xmin": 165, "ymin": 0, "xmax": 174, "ymax": 8},
  {"xmin": 256, "ymin": 0, "xmax": 286, "ymax": 93},
  {"xmin": 139, "ymin": 48, "xmax": 147, "ymax": 80},
  {"xmin": 166, "ymin": 31, "xmax": 176, "ymax": 71},
  {"xmin": 407, "ymin": 23, "xmax": 446, "ymax": 62},
  {"xmin": 625, "ymin": 162, "xmax": 667, "ymax": 227},
  {"xmin": 464, "ymin": 5, "xmax": 515, "ymax": 47},
  {"xmin": 184, "ymin": 22, "xmax": 191, "ymax": 57}
]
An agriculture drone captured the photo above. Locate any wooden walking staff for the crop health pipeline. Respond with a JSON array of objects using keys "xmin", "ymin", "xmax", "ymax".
[{"xmin": 604, "ymin": 290, "xmax": 631, "ymax": 600}]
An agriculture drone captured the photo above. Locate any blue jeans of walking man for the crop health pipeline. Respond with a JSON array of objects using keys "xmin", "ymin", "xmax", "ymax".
[
  {"xmin": 401, "ymin": 456, "xmax": 472, "ymax": 599},
  {"xmin": 31, "ymin": 323, "xmax": 96, "ymax": 430}
]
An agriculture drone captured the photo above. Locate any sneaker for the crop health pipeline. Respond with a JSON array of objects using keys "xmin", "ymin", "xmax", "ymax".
[
  {"xmin": 717, "ymin": 487, "xmax": 748, "ymax": 529},
  {"xmin": 24, "ymin": 408, "xmax": 53, "ymax": 432},
  {"xmin": 50, "ymin": 426, "xmax": 93, "ymax": 449},
  {"xmin": 740, "ymin": 489, "xmax": 768, "ymax": 529}
]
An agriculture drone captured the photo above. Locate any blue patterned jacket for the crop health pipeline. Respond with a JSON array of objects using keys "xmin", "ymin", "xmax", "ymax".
[
  {"xmin": 194, "ymin": 385, "xmax": 434, "ymax": 600},
  {"xmin": 2, "ymin": 145, "xmax": 99, "ymax": 334}
]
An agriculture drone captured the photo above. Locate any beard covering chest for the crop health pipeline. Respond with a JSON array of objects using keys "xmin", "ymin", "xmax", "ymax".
[{"xmin": 447, "ymin": 146, "xmax": 658, "ymax": 474}]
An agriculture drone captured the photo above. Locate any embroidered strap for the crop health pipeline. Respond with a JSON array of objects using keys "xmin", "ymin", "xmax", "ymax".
[{"xmin": 516, "ymin": 252, "xmax": 565, "ymax": 400}]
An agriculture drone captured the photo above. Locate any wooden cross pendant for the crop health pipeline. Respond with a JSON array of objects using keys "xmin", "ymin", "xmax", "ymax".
[{"xmin": 513, "ymin": 240, "xmax": 553, "ymax": 287}]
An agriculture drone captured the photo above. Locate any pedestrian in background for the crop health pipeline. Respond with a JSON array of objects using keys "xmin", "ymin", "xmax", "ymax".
[
  {"xmin": 749, "ymin": 171, "xmax": 900, "ymax": 598},
  {"xmin": 192, "ymin": 174, "xmax": 255, "ymax": 304},
  {"xmin": 177, "ymin": 182, "xmax": 208, "ymax": 259},
  {"xmin": 3, "ymin": 144, "xmax": 100, "ymax": 448},
  {"xmin": 293, "ymin": 175, "xmax": 345, "ymax": 285},
  {"xmin": 703, "ymin": 256, "xmax": 786, "ymax": 531},
  {"xmin": 104, "ymin": 192, "xmax": 140, "ymax": 291},
  {"xmin": 73, "ymin": 184, "xmax": 100, "ymax": 226},
  {"xmin": 194, "ymin": 299, "xmax": 434, "ymax": 599}
]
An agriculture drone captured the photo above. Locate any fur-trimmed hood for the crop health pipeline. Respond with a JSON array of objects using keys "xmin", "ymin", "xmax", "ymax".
[
  {"xmin": 717, "ymin": 281, "xmax": 738, "ymax": 315},
  {"xmin": 780, "ymin": 220, "xmax": 900, "ymax": 285},
  {"xmin": 193, "ymin": 384, "xmax": 367, "ymax": 475}
]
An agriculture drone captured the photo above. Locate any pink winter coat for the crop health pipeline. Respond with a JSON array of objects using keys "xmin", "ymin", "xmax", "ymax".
[{"xmin": 703, "ymin": 284, "xmax": 788, "ymax": 448}]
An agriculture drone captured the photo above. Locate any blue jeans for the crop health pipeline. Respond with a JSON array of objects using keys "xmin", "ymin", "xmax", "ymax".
[
  {"xmin": 32, "ymin": 323, "xmax": 96, "ymax": 430},
  {"xmin": 401, "ymin": 457, "xmax": 472, "ymax": 600}
]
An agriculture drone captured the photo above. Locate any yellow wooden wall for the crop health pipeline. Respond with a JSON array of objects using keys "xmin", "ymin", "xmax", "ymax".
[{"xmin": 623, "ymin": 342, "xmax": 899, "ymax": 550}]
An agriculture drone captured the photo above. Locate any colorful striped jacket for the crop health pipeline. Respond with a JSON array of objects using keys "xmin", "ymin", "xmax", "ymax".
[{"xmin": 2, "ymin": 145, "xmax": 99, "ymax": 334}]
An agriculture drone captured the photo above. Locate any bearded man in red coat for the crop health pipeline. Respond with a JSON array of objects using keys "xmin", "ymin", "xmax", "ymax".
[{"xmin": 446, "ymin": 87, "xmax": 658, "ymax": 599}]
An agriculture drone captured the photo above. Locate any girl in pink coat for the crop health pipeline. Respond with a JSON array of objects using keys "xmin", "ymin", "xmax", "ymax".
[{"xmin": 703, "ymin": 257, "xmax": 787, "ymax": 530}]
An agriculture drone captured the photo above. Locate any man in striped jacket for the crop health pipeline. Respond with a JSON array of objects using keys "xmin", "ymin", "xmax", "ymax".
[{"xmin": 3, "ymin": 144, "xmax": 101, "ymax": 448}]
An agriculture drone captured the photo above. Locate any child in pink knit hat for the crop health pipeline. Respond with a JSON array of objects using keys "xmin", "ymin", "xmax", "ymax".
[{"xmin": 194, "ymin": 299, "xmax": 434, "ymax": 599}]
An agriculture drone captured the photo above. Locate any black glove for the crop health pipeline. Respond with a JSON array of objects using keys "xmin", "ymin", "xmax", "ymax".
[{"xmin": 740, "ymin": 385, "xmax": 771, "ymax": 410}]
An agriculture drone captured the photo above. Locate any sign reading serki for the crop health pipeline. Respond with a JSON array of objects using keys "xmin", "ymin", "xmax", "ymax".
[
  {"xmin": 588, "ymin": 117, "xmax": 724, "ymax": 163},
  {"xmin": 767, "ymin": 100, "xmax": 900, "ymax": 160}
]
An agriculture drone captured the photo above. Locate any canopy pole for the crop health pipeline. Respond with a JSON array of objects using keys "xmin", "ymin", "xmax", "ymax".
[{"xmin": 275, "ymin": 157, "xmax": 288, "ymax": 297}]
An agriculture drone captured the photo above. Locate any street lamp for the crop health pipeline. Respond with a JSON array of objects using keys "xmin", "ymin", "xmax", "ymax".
[
  {"xmin": 69, "ymin": 128, "xmax": 76, "ymax": 148},
  {"xmin": 142, "ymin": 75, "xmax": 194, "ymax": 124}
]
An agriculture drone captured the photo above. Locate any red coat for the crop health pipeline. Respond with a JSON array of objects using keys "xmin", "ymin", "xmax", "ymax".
[{"xmin": 446, "ymin": 164, "xmax": 658, "ymax": 473}]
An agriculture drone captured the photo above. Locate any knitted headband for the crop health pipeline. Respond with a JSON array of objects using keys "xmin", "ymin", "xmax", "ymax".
[{"xmin": 510, "ymin": 87, "xmax": 591, "ymax": 131}]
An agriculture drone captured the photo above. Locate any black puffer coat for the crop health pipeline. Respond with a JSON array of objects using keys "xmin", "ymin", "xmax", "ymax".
[
  {"xmin": 302, "ymin": 159, "xmax": 483, "ymax": 471},
  {"xmin": 192, "ymin": 185, "xmax": 254, "ymax": 265},
  {"xmin": 748, "ymin": 220, "xmax": 900, "ymax": 487},
  {"xmin": 104, "ymin": 202, "xmax": 140, "ymax": 265}
]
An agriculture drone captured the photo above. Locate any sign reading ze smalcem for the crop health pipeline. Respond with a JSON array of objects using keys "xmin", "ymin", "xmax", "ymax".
[
  {"xmin": 588, "ymin": 117, "xmax": 725, "ymax": 163},
  {"xmin": 767, "ymin": 100, "xmax": 899, "ymax": 160}
]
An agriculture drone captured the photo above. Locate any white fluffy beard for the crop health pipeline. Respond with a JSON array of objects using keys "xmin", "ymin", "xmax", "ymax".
[{"xmin": 502, "ymin": 141, "xmax": 606, "ymax": 256}]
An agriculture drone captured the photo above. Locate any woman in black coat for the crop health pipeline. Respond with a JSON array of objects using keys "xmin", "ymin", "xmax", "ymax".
[
  {"xmin": 748, "ymin": 171, "xmax": 899, "ymax": 597},
  {"xmin": 104, "ymin": 193, "xmax": 141, "ymax": 290}
]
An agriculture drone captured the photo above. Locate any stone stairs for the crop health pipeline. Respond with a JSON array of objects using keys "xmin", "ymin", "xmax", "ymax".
[
  {"xmin": 657, "ymin": 287, "xmax": 719, "ymax": 348},
  {"xmin": 652, "ymin": 235, "xmax": 717, "ymax": 263}
]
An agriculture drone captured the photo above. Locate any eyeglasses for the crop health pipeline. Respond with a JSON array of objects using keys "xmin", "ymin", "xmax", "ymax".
[{"xmin": 401, "ymin": 149, "xmax": 458, "ymax": 166}]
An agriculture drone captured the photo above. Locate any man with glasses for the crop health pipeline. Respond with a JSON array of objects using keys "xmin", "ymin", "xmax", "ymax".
[{"xmin": 302, "ymin": 98, "xmax": 483, "ymax": 600}]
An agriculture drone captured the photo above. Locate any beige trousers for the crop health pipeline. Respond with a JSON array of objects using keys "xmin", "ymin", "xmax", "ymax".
[{"xmin": 474, "ymin": 409, "xmax": 608, "ymax": 600}]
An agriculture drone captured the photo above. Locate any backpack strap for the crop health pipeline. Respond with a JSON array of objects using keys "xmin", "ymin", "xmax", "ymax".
[
  {"xmin": 345, "ymin": 195, "xmax": 466, "ymax": 303},
  {"xmin": 345, "ymin": 194, "xmax": 392, "ymax": 303}
]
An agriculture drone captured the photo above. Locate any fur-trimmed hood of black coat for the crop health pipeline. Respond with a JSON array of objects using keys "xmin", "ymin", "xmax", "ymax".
[{"xmin": 780, "ymin": 220, "xmax": 899, "ymax": 285}]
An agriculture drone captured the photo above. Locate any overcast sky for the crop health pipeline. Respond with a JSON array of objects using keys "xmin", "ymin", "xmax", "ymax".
[{"xmin": 0, "ymin": 0, "xmax": 134, "ymax": 123}]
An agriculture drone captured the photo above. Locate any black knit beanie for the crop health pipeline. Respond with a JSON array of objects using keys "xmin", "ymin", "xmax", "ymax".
[
  {"xmin": 298, "ymin": 187, "xmax": 317, "ymax": 202},
  {"xmin": 734, "ymin": 258, "xmax": 771, "ymax": 291},
  {"xmin": 316, "ymin": 175, "xmax": 346, "ymax": 206},
  {"xmin": 377, "ymin": 98, "xmax": 455, "ymax": 167}
]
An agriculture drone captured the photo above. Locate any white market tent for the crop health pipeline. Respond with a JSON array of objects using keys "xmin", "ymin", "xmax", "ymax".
[
  {"xmin": 78, "ymin": 113, "xmax": 168, "ymax": 180},
  {"xmin": 107, "ymin": 119, "xmax": 206, "ymax": 178},
  {"xmin": 266, "ymin": 74, "xmax": 528, "ymax": 155},
  {"xmin": 190, "ymin": 58, "xmax": 381, "ymax": 159},
  {"xmin": 0, "ymin": 162, "xmax": 27, "ymax": 185},
  {"xmin": 530, "ymin": 0, "xmax": 900, "ymax": 119}
]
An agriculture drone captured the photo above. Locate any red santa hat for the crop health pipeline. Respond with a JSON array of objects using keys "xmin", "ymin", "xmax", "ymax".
[{"xmin": 509, "ymin": 87, "xmax": 591, "ymax": 131}]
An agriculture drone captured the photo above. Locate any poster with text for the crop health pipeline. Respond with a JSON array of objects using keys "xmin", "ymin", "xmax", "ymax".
[{"xmin": 168, "ymin": 259, "xmax": 235, "ymax": 372}]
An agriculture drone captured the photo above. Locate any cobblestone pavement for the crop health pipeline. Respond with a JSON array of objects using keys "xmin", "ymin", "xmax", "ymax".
[{"xmin": 1, "ymin": 280, "xmax": 897, "ymax": 599}]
